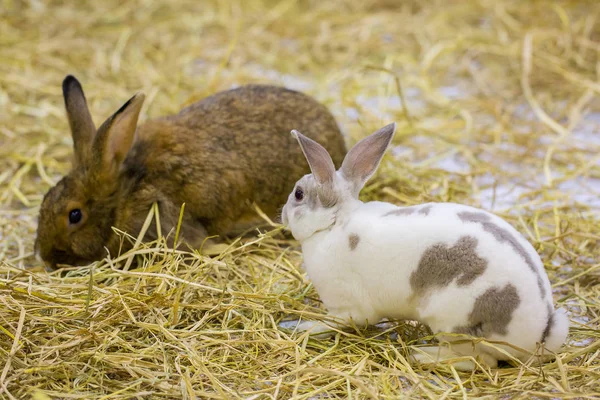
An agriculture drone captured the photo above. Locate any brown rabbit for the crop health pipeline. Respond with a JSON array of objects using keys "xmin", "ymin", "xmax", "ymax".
[{"xmin": 34, "ymin": 76, "xmax": 346, "ymax": 269}]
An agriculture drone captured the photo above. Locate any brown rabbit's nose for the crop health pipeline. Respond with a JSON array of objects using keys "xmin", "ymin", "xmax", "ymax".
[
  {"xmin": 34, "ymin": 250, "xmax": 56, "ymax": 271},
  {"xmin": 51, "ymin": 248, "xmax": 70, "ymax": 263},
  {"xmin": 37, "ymin": 247, "xmax": 69, "ymax": 270},
  {"xmin": 43, "ymin": 260, "xmax": 57, "ymax": 272},
  {"xmin": 46, "ymin": 247, "xmax": 94, "ymax": 268}
]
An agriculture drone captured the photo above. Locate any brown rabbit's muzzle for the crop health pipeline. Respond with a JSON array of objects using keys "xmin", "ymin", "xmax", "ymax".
[
  {"xmin": 35, "ymin": 238, "xmax": 95, "ymax": 271},
  {"xmin": 34, "ymin": 215, "xmax": 112, "ymax": 270}
]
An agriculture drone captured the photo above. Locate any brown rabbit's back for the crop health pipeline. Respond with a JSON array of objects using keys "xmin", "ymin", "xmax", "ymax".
[{"xmin": 121, "ymin": 85, "xmax": 346, "ymax": 243}]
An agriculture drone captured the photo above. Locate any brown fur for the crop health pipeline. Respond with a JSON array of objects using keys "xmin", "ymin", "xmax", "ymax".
[{"xmin": 35, "ymin": 76, "xmax": 347, "ymax": 269}]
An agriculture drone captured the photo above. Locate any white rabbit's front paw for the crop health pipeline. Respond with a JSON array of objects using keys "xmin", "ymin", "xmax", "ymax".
[
  {"xmin": 279, "ymin": 319, "xmax": 339, "ymax": 339},
  {"xmin": 409, "ymin": 345, "xmax": 498, "ymax": 371}
]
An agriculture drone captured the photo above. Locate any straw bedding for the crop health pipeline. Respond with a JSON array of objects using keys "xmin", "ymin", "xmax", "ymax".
[{"xmin": 1, "ymin": 0, "xmax": 599, "ymax": 398}]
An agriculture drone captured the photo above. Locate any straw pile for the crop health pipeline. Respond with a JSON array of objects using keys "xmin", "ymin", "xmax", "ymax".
[{"xmin": 1, "ymin": 0, "xmax": 599, "ymax": 398}]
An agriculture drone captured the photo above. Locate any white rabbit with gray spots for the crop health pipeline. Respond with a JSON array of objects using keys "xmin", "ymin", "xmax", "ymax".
[{"xmin": 281, "ymin": 123, "xmax": 569, "ymax": 370}]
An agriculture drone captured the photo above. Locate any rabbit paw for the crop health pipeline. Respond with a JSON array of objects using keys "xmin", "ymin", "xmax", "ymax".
[
  {"xmin": 279, "ymin": 319, "xmax": 339, "ymax": 339},
  {"xmin": 409, "ymin": 345, "xmax": 498, "ymax": 371}
]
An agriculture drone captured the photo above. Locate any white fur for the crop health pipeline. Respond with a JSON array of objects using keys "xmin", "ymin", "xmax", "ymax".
[{"xmin": 283, "ymin": 125, "xmax": 569, "ymax": 370}]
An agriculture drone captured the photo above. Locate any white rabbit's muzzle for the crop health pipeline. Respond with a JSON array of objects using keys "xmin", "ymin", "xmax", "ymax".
[{"xmin": 281, "ymin": 204, "xmax": 289, "ymax": 226}]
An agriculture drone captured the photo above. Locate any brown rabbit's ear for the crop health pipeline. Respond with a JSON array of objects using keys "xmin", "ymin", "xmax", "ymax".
[
  {"xmin": 63, "ymin": 75, "xmax": 96, "ymax": 165},
  {"xmin": 292, "ymin": 130, "xmax": 336, "ymax": 186},
  {"xmin": 341, "ymin": 123, "xmax": 396, "ymax": 196},
  {"xmin": 92, "ymin": 92, "xmax": 145, "ymax": 177}
]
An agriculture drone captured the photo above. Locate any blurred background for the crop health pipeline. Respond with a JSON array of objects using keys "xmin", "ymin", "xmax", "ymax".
[{"xmin": 0, "ymin": 0, "xmax": 599, "ymax": 398}]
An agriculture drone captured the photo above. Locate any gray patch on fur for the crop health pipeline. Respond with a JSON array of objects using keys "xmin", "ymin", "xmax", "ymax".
[
  {"xmin": 383, "ymin": 204, "xmax": 433, "ymax": 217},
  {"xmin": 457, "ymin": 211, "xmax": 489, "ymax": 224},
  {"xmin": 306, "ymin": 190, "xmax": 318, "ymax": 210},
  {"xmin": 457, "ymin": 211, "xmax": 547, "ymax": 298},
  {"xmin": 383, "ymin": 207, "xmax": 415, "ymax": 217},
  {"xmin": 418, "ymin": 204, "xmax": 433, "ymax": 215},
  {"xmin": 318, "ymin": 185, "xmax": 338, "ymax": 208},
  {"xmin": 541, "ymin": 303, "xmax": 554, "ymax": 343},
  {"xmin": 454, "ymin": 283, "xmax": 521, "ymax": 336},
  {"xmin": 410, "ymin": 236, "xmax": 487, "ymax": 296},
  {"xmin": 349, "ymin": 233, "xmax": 360, "ymax": 250}
]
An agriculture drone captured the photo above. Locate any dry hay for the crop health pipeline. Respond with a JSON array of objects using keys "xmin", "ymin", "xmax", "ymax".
[{"xmin": 1, "ymin": 0, "xmax": 600, "ymax": 398}]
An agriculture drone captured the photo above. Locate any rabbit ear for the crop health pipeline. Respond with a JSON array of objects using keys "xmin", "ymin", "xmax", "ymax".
[
  {"xmin": 92, "ymin": 92, "xmax": 145, "ymax": 176},
  {"xmin": 292, "ymin": 130, "xmax": 336, "ymax": 186},
  {"xmin": 63, "ymin": 75, "xmax": 96, "ymax": 166},
  {"xmin": 341, "ymin": 123, "xmax": 396, "ymax": 196}
]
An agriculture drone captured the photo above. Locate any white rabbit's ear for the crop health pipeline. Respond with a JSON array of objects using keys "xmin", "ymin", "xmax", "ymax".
[
  {"xmin": 63, "ymin": 75, "xmax": 96, "ymax": 166},
  {"xmin": 92, "ymin": 92, "xmax": 145, "ymax": 177},
  {"xmin": 292, "ymin": 130, "xmax": 336, "ymax": 186},
  {"xmin": 341, "ymin": 123, "xmax": 396, "ymax": 195}
]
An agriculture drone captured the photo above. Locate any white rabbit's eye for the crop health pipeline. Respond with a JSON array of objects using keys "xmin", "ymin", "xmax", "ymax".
[
  {"xmin": 295, "ymin": 187, "xmax": 304, "ymax": 201},
  {"xmin": 69, "ymin": 209, "xmax": 83, "ymax": 225}
]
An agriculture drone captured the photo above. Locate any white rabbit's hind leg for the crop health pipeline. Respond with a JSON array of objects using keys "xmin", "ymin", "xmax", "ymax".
[{"xmin": 409, "ymin": 343, "xmax": 498, "ymax": 371}]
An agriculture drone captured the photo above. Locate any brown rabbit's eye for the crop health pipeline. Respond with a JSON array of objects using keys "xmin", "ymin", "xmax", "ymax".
[
  {"xmin": 68, "ymin": 209, "xmax": 83, "ymax": 225},
  {"xmin": 294, "ymin": 188, "xmax": 304, "ymax": 201}
]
